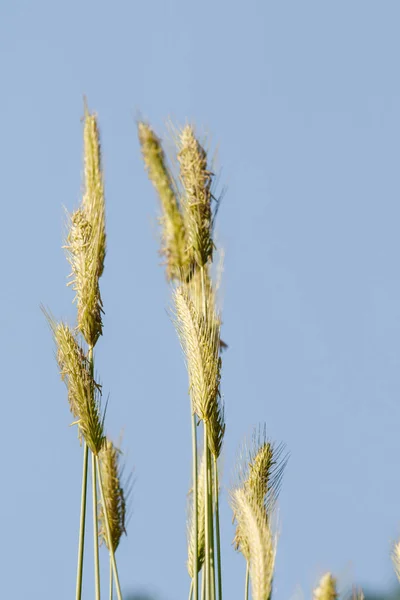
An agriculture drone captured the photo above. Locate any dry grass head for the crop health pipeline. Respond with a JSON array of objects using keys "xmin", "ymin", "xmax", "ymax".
[
  {"xmin": 187, "ymin": 449, "xmax": 206, "ymax": 578},
  {"xmin": 65, "ymin": 103, "xmax": 106, "ymax": 348},
  {"xmin": 98, "ymin": 438, "xmax": 128, "ymax": 552},
  {"xmin": 313, "ymin": 573, "xmax": 338, "ymax": 600},
  {"xmin": 47, "ymin": 317, "xmax": 105, "ymax": 454},
  {"xmin": 233, "ymin": 426, "xmax": 287, "ymax": 555},
  {"xmin": 177, "ymin": 125, "xmax": 214, "ymax": 269},
  {"xmin": 231, "ymin": 487, "xmax": 276, "ymax": 600},
  {"xmin": 173, "ymin": 282, "xmax": 223, "ymax": 450},
  {"xmin": 138, "ymin": 121, "xmax": 191, "ymax": 281}
]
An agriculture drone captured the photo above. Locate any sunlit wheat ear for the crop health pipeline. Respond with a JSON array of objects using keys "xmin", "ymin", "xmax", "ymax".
[
  {"xmin": 138, "ymin": 121, "xmax": 190, "ymax": 281},
  {"xmin": 98, "ymin": 438, "xmax": 127, "ymax": 552},
  {"xmin": 65, "ymin": 103, "xmax": 106, "ymax": 348},
  {"xmin": 231, "ymin": 488, "xmax": 276, "ymax": 600},
  {"xmin": 392, "ymin": 541, "xmax": 400, "ymax": 582},
  {"xmin": 313, "ymin": 574, "xmax": 338, "ymax": 600},
  {"xmin": 187, "ymin": 449, "xmax": 206, "ymax": 578},
  {"xmin": 234, "ymin": 427, "xmax": 287, "ymax": 554},
  {"xmin": 177, "ymin": 125, "xmax": 214, "ymax": 269},
  {"xmin": 173, "ymin": 284, "xmax": 221, "ymax": 428},
  {"xmin": 48, "ymin": 317, "xmax": 105, "ymax": 454}
]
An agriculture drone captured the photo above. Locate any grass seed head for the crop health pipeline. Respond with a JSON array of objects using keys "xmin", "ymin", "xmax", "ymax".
[
  {"xmin": 65, "ymin": 103, "xmax": 106, "ymax": 347},
  {"xmin": 313, "ymin": 573, "xmax": 338, "ymax": 600},
  {"xmin": 98, "ymin": 438, "xmax": 127, "ymax": 552},
  {"xmin": 173, "ymin": 284, "xmax": 221, "ymax": 426},
  {"xmin": 138, "ymin": 121, "xmax": 191, "ymax": 281},
  {"xmin": 231, "ymin": 487, "xmax": 276, "ymax": 600},
  {"xmin": 178, "ymin": 125, "xmax": 214, "ymax": 269},
  {"xmin": 50, "ymin": 319, "xmax": 105, "ymax": 454}
]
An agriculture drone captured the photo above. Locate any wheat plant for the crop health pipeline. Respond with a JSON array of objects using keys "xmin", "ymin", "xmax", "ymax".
[{"xmin": 44, "ymin": 102, "xmax": 400, "ymax": 600}]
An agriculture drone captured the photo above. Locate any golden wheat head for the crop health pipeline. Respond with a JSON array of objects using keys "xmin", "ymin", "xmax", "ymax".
[
  {"xmin": 313, "ymin": 573, "xmax": 338, "ymax": 600},
  {"xmin": 173, "ymin": 284, "xmax": 221, "ymax": 431},
  {"xmin": 234, "ymin": 426, "xmax": 287, "ymax": 554},
  {"xmin": 231, "ymin": 487, "xmax": 276, "ymax": 600},
  {"xmin": 177, "ymin": 125, "xmax": 214, "ymax": 269},
  {"xmin": 65, "ymin": 103, "xmax": 106, "ymax": 348},
  {"xmin": 48, "ymin": 318, "xmax": 105, "ymax": 454},
  {"xmin": 98, "ymin": 438, "xmax": 127, "ymax": 551},
  {"xmin": 138, "ymin": 121, "xmax": 190, "ymax": 281}
]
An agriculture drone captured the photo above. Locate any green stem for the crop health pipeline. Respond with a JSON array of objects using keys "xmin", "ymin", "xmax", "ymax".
[
  {"xmin": 213, "ymin": 457, "xmax": 222, "ymax": 600},
  {"xmin": 76, "ymin": 442, "xmax": 89, "ymax": 600},
  {"xmin": 109, "ymin": 556, "xmax": 113, "ymax": 600},
  {"xmin": 201, "ymin": 566, "xmax": 205, "ymax": 600},
  {"xmin": 208, "ymin": 446, "xmax": 215, "ymax": 600},
  {"xmin": 97, "ymin": 456, "xmax": 123, "ymax": 600},
  {"xmin": 188, "ymin": 579, "xmax": 194, "ymax": 600},
  {"xmin": 245, "ymin": 562, "xmax": 249, "ymax": 600},
  {"xmin": 192, "ymin": 412, "xmax": 199, "ymax": 600},
  {"xmin": 204, "ymin": 425, "xmax": 211, "ymax": 600},
  {"xmin": 92, "ymin": 451, "xmax": 101, "ymax": 600}
]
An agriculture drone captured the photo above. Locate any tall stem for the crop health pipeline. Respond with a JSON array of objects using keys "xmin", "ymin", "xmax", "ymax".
[
  {"xmin": 192, "ymin": 411, "xmax": 199, "ymax": 600},
  {"xmin": 188, "ymin": 579, "xmax": 194, "ymax": 600},
  {"xmin": 208, "ymin": 446, "xmax": 215, "ymax": 600},
  {"xmin": 109, "ymin": 556, "xmax": 113, "ymax": 600},
  {"xmin": 245, "ymin": 562, "xmax": 249, "ymax": 600},
  {"xmin": 213, "ymin": 457, "xmax": 222, "ymax": 600},
  {"xmin": 204, "ymin": 425, "xmax": 210, "ymax": 600},
  {"xmin": 97, "ymin": 456, "xmax": 123, "ymax": 600},
  {"xmin": 76, "ymin": 442, "xmax": 89, "ymax": 600},
  {"xmin": 92, "ymin": 451, "xmax": 101, "ymax": 600}
]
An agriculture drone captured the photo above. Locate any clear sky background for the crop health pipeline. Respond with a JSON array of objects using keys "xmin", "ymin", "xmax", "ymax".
[{"xmin": 1, "ymin": 1, "xmax": 400, "ymax": 599}]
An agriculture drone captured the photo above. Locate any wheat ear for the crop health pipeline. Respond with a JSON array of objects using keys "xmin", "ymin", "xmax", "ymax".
[
  {"xmin": 98, "ymin": 439, "xmax": 127, "ymax": 552},
  {"xmin": 177, "ymin": 125, "xmax": 214, "ymax": 269},
  {"xmin": 138, "ymin": 121, "xmax": 190, "ymax": 281},
  {"xmin": 65, "ymin": 103, "xmax": 106, "ymax": 348},
  {"xmin": 231, "ymin": 488, "xmax": 276, "ymax": 600},
  {"xmin": 313, "ymin": 574, "xmax": 338, "ymax": 600}
]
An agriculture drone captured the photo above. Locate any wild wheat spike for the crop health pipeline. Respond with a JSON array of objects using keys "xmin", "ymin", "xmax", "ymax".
[
  {"xmin": 98, "ymin": 439, "xmax": 127, "ymax": 551},
  {"xmin": 313, "ymin": 573, "xmax": 338, "ymax": 600},
  {"xmin": 174, "ymin": 285, "xmax": 221, "ymax": 426},
  {"xmin": 65, "ymin": 103, "xmax": 106, "ymax": 347},
  {"xmin": 51, "ymin": 320, "xmax": 105, "ymax": 454},
  {"xmin": 138, "ymin": 122, "xmax": 189, "ymax": 281},
  {"xmin": 231, "ymin": 488, "xmax": 276, "ymax": 600},
  {"xmin": 178, "ymin": 125, "xmax": 214, "ymax": 269}
]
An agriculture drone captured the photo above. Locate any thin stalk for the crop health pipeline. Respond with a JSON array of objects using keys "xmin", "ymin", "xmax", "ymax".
[
  {"xmin": 96, "ymin": 456, "xmax": 123, "ymax": 600},
  {"xmin": 76, "ymin": 441, "xmax": 89, "ymax": 600},
  {"xmin": 92, "ymin": 451, "xmax": 101, "ymax": 600},
  {"xmin": 192, "ymin": 411, "xmax": 199, "ymax": 600},
  {"xmin": 188, "ymin": 579, "xmax": 194, "ymax": 600},
  {"xmin": 213, "ymin": 456, "xmax": 222, "ymax": 600},
  {"xmin": 109, "ymin": 556, "xmax": 113, "ymax": 600},
  {"xmin": 201, "ymin": 565, "xmax": 205, "ymax": 600},
  {"xmin": 87, "ymin": 345, "xmax": 101, "ymax": 600},
  {"xmin": 245, "ymin": 562, "xmax": 249, "ymax": 600},
  {"xmin": 204, "ymin": 424, "xmax": 212, "ymax": 600},
  {"xmin": 208, "ymin": 446, "xmax": 216, "ymax": 600}
]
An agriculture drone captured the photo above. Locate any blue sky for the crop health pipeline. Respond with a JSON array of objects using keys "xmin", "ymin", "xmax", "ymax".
[{"xmin": 1, "ymin": 1, "xmax": 400, "ymax": 599}]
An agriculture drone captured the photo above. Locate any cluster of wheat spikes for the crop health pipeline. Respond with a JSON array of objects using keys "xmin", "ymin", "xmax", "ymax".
[
  {"xmin": 44, "ymin": 101, "xmax": 129, "ymax": 600},
  {"xmin": 46, "ymin": 104, "xmax": 400, "ymax": 600}
]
